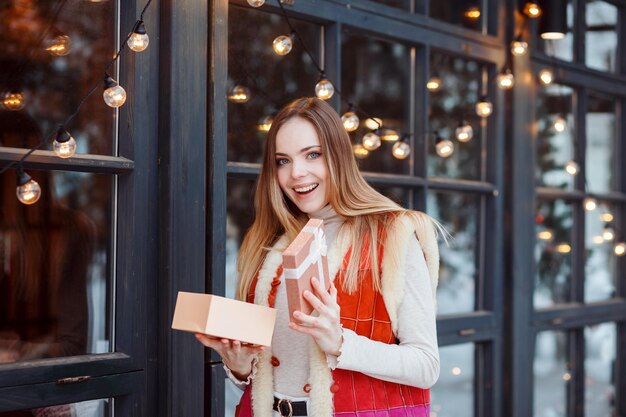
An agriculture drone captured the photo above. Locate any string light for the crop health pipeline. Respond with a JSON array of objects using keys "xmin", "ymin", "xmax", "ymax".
[
  {"xmin": 584, "ymin": 197, "xmax": 597, "ymax": 211},
  {"xmin": 614, "ymin": 242, "xmax": 626, "ymax": 256},
  {"xmin": 602, "ymin": 225, "xmax": 615, "ymax": 242},
  {"xmin": 497, "ymin": 68, "xmax": 515, "ymax": 89},
  {"xmin": 257, "ymin": 114, "xmax": 273, "ymax": 132},
  {"xmin": 315, "ymin": 74, "xmax": 334, "ymax": 100},
  {"xmin": 364, "ymin": 117, "xmax": 382, "ymax": 130},
  {"xmin": 556, "ymin": 243, "xmax": 571, "ymax": 254},
  {"xmin": 45, "ymin": 35, "xmax": 72, "ymax": 56},
  {"xmin": 380, "ymin": 128, "xmax": 399, "ymax": 142},
  {"xmin": 455, "ymin": 120, "xmax": 473, "ymax": 142},
  {"xmin": 16, "ymin": 169, "xmax": 42, "ymax": 205},
  {"xmin": 464, "ymin": 6, "xmax": 480, "ymax": 20},
  {"xmin": 426, "ymin": 76, "xmax": 442, "ymax": 92},
  {"xmin": 52, "ymin": 126, "xmax": 77, "ymax": 158},
  {"xmin": 435, "ymin": 133, "xmax": 454, "ymax": 158},
  {"xmin": 392, "ymin": 135, "xmax": 411, "ymax": 159},
  {"xmin": 553, "ymin": 115, "xmax": 566, "ymax": 132},
  {"xmin": 353, "ymin": 144, "xmax": 369, "ymax": 159},
  {"xmin": 273, "ymin": 32, "xmax": 295, "ymax": 56},
  {"xmin": 247, "ymin": 0, "xmax": 265, "ymax": 7},
  {"xmin": 592, "ymin": 235, "xmax": 605, "ymax": 244},
  {"xmin": 538, "ymin": 68, "xmax": 554, "ymax": 85},
  {"xmin": 227, "ymin": 85, "xmax": 251, "ymax": 103},
  {"xmin": 564, "ymin": 160, "xmax": 579, "ymax": 175},
  {"xmin": 537, "ymin": 229, "xmax": 553, "ymax": 241},
  {"xmin": 1, "ymin": 91, "xmax": 26, "ymax": 111},
  {"xmin": 103, "ymin": 74, "xmax": 127, "ymax": 108},
  {"xmin": 341, "ymin": 108, "xmax": 359, "ymax": 132},
  {"xmin": 523, "ymin": 2, "xmax": 542, "ymax": 18},
  {"xmin": 600, "ymin": 212, "xmax": 614, "ymax": 222},
  {"xmin": 127, "ymin": 20, "xmax": 150, "ymax": 52},
  {"xmin": 362, "ymin": 131, "xmax": 381, "ymax": 151},
  {"xmin": 475, "ymin": 96, "xmax": 493, "ymax": 118},
  {"xmin": 511, "ymin": 36, "xmax": 529, "ymax": 56}
]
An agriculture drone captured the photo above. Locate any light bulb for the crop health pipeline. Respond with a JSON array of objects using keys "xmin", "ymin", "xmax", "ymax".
[
  {"xmin": 511, "ymin": 36, "xmax": 528, "ymax": 56},
  {"xmin": 523, "ymin": 1, "xmax": 542, "ymax": 18},
  {"xmin": 341, "ymin": 111, "xmax": 359, "ymax": 132},
  {"xmin": 247, "ymin": 0, "xmax": 265, "ymax": 6},
  {"xmin": 103, "ymin": 74, "xmax": 127, "ymax": 108},
  {"xmin": 380, "ymin": 128, "xmax": 399, "ymax": 142},
  {"xmin": 539, "ymin": 68, "xmax": 554, "ymax": 85},
  {"xmin": 435, "ymin": 136, "xmax": 454, "ymax": 158},
  {"xmin": 227, "ymin": 85, "xmax": 251, "ymax": 103},
  {"xmin": 315, "ymin": 76, "xmax": 334, "ymax": 100},
  {"xmin": 392, "ymin": 140, "xmax": 411, "ymax": 159},
  {"xmin": 257, "ymin": 114, "xmax": 273, "ymax": 132},
  {"xmin": 464, "ymin": 6, "xmax": 480, "ymax": 20},
  {"xmin": 584, "ymin": 197, "xmax": 597, "ymax": 211},
  {"xmin": 553, "ymin": 115, "xmax": 567, "ymax": 132},
  {"xmin": 364, "ymin": 117, "xmax": 382, "ymax": 130},
  {"xmin": 614, "ymin": 242, "xmax": 626, "ymax": 256},
  {"xmin": 52, "ymin": 127, "xmax": 77, "ymax": 158},
  {"xmin": 426, "ymin": 77, "xmax": 441, "ymax": 92},
  {"xmin": 127, "ymin": 20, "xmax": 149, "ymax": 52},
  {"xmin": 592, "ymin": 235, "xmax": 605, "ymax": 244},
  {"xmin": 600, "ymin": 212, "xmax": 614, "ymax": 222},
  {"xmin": 16, "ymin": 171, "xmax": 42, "ymax": 205},
  {"xmin": 564, "ymin": 160, "xmax": 579, "ymax": 176},
  {"xmin": 537, "ymin": 229, "xmax": 553, "ymax": 241},
  {"xmin": 45, "ymin": 35, "xmax": 71, "ymax": 56},
  {"xmin": 556, "ymin": 243, "xmax": 571, "ymax": 254},
  {"xmin": 476, "ymin": 96, "xmax": 493, "ymax": 117},
  {"xmin": 455, "ymin": 121, "xmax": 473, "ymax": 142},
  {"xmin": 497, "ymin": 68, "xmax": 515, "ymax": 89},
  {"xmin": 2, "ymin": 91, "xmax": 25, "ymax": 111},
  {"xmin": 362, "ymin": 132, "xmax": 381, "ymax": 151},
  {"xmin": 353, "ymin": 144, "xmax": 369, "ymax": 159},
  {"xmin": 603, "ymin": 227, "xmax": 615, "ymax": 242},
  {"xmin": 273, "ymin": 33, "xmax": 294, "ymax": 56}
]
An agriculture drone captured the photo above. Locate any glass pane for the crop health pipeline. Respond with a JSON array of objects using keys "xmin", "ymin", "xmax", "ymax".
[
  {"xmin": 431, "ymin": 343, "xmax": 474, "ymax": 417},
  {"xmin": 427, "ymin": 192, "xmax": 478, "ymax": 314},
  {"xmin": 228, "ymin": 6, "xmax": 320, "ymax": 163},
  {"xmin": 584, "ymin": 323, "xmax": 617, "ymax": 417},
  {"xmin": 341, "ymin": 31, "xmax": 411, "ymax": 175},
  {"xmin": 534, "ymin": 331, "xmax": 569, "ymax": 417},
  {"xmin": 429, "ymin": 0, "xmax": 481, "ymax": 32},
  {"xmin": 1, "ymin": 171, "xmax": 112, "ymax": 363},
  {"xmin": 541, "ymin": 2, "xmax": 574, "ymax": 62},
  {"xmin": 0, "ymin": 1, "xmax": 117, "ymax": 155},
  {"xmin": 535, "ymin": 199, "xmax": 573, "ymax": 308},
  {"xmin": 0, "ymin": 398, "xmax": 110, "ymax": 416},
  {"xmin": 585, "ymin": 203, "xmax": 618, "ymax": 302},
  {"xmin": 372, "ymin": 185, "xmax": 411, "ymax": 208},
  {"xmin": 428, "ymin": 52, "xmax": 483, "ymax": 180},
  {"xmin": 535, "ymin": 84, "xmax": 575, "ymax": 189},
  {"xmin": 585, "ymin": 92, "xmax": 616, "ymax": 193},
  {"xmin": 370, "ymin": 0, "xmax": 412, "ymax": 11},
  {"xmin": 585, "ymin": 1, "xmax": 618, "ymax": 73}
]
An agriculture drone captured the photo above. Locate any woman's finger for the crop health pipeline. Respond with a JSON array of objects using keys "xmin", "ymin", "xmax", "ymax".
[
  {"xmin": 288, "ymin": 320, "xmax": 317, "ymax": 336},
  {"xmin": 292, "ymin": 310, "xmax": 319, "ymax": 327},
  {"xmin": 195, "ymin": 334, "xmax": 222, "ymax": 350},
  {"xmin": 304, "ymin": 289, "xmax": 328, "ymax": 315},
  {"xmin": 311, "ymin": 277, "xmax": 332, "ymax": 304}
]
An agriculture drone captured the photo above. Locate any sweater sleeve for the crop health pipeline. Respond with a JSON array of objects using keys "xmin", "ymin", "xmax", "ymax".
[{"xmin": 327, "ymin": 235, "xmax": 440, "ymax": 388}]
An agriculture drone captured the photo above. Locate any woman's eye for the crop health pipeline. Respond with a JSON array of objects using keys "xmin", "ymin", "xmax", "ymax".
[
  {"xmin": 307, "ymin": 152, "xmax": 321, "ymax": 160},
  {"xmin": 276, "ymin": 158, "xmax": 289, "ymax": 166}
]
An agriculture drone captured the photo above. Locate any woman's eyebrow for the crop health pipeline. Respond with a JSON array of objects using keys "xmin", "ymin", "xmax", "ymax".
[{"xmin": 275, "ymin": 145, "xmax": 321, "ymax": 156}]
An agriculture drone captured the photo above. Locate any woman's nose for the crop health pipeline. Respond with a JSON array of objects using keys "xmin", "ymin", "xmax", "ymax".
[{"xmin": 290, "ymin": 159, "xmax": 307, "ymax": 178}]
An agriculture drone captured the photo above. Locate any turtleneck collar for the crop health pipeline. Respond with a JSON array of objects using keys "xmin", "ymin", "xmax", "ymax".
[{"xmin": 307, "ymin": 204, "xmax": 344, "ymax": 244}]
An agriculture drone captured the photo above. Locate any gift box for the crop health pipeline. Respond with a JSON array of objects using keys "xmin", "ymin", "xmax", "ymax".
[
  {"xmin": 282, "ymin": 218, "xmax": 330, "ymax": 320},
  {"xmin": 171, "ymin": 291, "xmax": 277, "ymax": 346}
]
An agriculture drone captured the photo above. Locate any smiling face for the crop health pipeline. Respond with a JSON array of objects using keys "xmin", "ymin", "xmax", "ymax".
[{"xmin": 275, "ymin": 116, "xmax": 329, "ymax": 214}]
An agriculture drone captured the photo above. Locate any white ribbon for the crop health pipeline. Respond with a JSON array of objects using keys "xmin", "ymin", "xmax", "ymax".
[{"xmin": 284, "ymin": 225, "xmax": 327, "ymax": 288}]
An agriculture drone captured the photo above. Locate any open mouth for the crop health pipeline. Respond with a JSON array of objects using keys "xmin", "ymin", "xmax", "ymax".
[{"xmin": 293, "ymin": 183, "xmax": 319, "ymax": 195}]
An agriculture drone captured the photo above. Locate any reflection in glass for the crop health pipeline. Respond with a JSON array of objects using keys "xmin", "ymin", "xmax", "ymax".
[
  {"xmin": 429, "ymin": 0, "xmax": 482, "ymax": 32},
  {"xmin": 585, "ymin": 1, "xmax": 617, "ymax": 73},
  {"xmin": 228, "ymin": 7, "xmax": 320, "ymax": 163},
  {"xmin": 0, "ymin": 399, "xmax": 110, "ymax": 417},
  {"xmin": 584, "ymin": 323, "xmax": 616, "ymax": 417},
  {"xmin": 341, "ymin": 32, "xmax": 410, "ymax": 175},
  {"xmin": 427, "ymin": 192, "xmax": 477, "ymax": 314},
  {"xmin": 535, "ymin": 200, "xmax": 572, "ymax": 307},
  {"xmin": 585, "ymin": 92, "xmax": 615, "ymax": 193},
  {"xmin": 535, "ymin": 84, "xmax": 574, "ymax": 189},
  {"xmin": 585, "ymin": 204, "xmax": 617, "ymax": 302},
  {"xmin": 540, "ymin": 2, "xmax": 574, "ymax": 62},
  {"xmin": 534, "ymin": 331, "xmax": 569, "ymax": 417},
  {"xmin": 0, "ymin": 0, "xmax": 116, "ymax": 155},
  {"xmin": 431, "ymin": 343, "xmax": 474, "ymax": 417},
  {"xmin": 428, "ymin": 52, "xmax": 483, "ymax": 180}
]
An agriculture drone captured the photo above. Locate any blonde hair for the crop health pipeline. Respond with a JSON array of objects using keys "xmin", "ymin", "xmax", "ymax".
[{"xmin": 236, "ymin": 97, "xmax": 436, "ymax": 300}]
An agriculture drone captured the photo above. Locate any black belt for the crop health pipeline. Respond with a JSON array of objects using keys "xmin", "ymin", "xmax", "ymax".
[{"xmin": 273, "ymin": 397, "xmax": 307, "ymax": 416}]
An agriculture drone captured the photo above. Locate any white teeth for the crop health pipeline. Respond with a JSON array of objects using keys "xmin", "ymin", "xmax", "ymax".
[{"xmin": 294, "ymin": 184, "xmax": 318, "ymax": 193}]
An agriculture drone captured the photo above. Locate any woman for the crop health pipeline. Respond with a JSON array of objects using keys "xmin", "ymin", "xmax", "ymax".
[{"xmin": 196, "ymin": 97, "xmax": 440, "ymax": 417}]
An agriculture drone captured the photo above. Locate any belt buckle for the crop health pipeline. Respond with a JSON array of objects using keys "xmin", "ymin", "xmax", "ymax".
[{"xmin": 277, "ymin": 398, "xmax": 293, "ymax": 417}]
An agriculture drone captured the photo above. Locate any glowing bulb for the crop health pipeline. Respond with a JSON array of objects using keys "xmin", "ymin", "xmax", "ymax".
[
  {"xmin": 565, "ymin": 160, "xmax": 579, "ymax": 176},
  {"xmin": 603, "ymin": 227, "xmax": 615, "ymax": 242},
  {"xmin": 497, "ymin": 68, "xmax": 515, "ymax": 89},
  {"xmin": 341, "ymin": 111, "xmax": 359, "ymax": 132},
  {"xmin": 16, "ymin": 171, "xmax": 42, "ymax": 205},
  {"xmin": 511, "ymin": 36, "xmax": 528, "ymax": 56},
  {"xmin": 426, "ymin": 77, "xmax": 441, "ymax": 91},
  {"xmin": 353, "ymin": 144, "xmax": 369, "ymax": 159},
  {"xmin": 435, "ymin": 136, "xmax": 454, "ymax": 158},
  {"xmin": 273, "ymin": 33, "xmax": 294, "ymax": 56},
  {"xmin": 315, "ymin": 76, "xmax": 334, "ymax": 100},
  {"xmin": 600, "ymin": 212, "xmax": 614, "ymax": 222},
  {"xmin": 380, "ymin": 128, "xmax": 399, "ymax": 142},
  {"xmin": 537, "ymin": 230, "xmax": 553, "ymax": 241},
  {"xmin": 247, "ymin": 0, "xmax": 265, "ymax": 6},
  {"xmin": 592, "ymin": 235, "xmax": 605, "ymax": 245},
  {"xmin": 392, "ymin": 140, "xmax": 411, "ymax": 159},
  {"xmin": 562, "ymin": 372, "xmax": 572, "ymax": 381},
  {"xmin": 556, "ymin": 243, "xmax": 571, "ymax": 254},
  {"xmin": 257, "ymin": 114, "xmax": 273, "ymax": 132},
  {"xmin": 52, "ymin": 127, "xmax": 77, "ymax": 158},
  {"xmin": 476, "ymin": 96, "xmax": 493, "ymax": 117},
  {"xmin": 464, "ymin": 7, "xmax": 480, "ymax": 19},
  {"xmin": 455, "ymin": 121, "xmax": 473, "ymax": 142},
  {"xmin": 364, "ymin": 117, "xmax": 382, "ymax": 130},
  {"xmin": 127, "ymin": 21, "xmax": 149, "ymax": 52},
  {"xmin": 523, "ymin": 2, "xmax": 542, "ymax": 18},
  {"xmin": 541, "ymin": 32, "xmax": 565, "ymax": 40},
  {"xmin": 539, "ymin": 68, "xmax": 554, "ymax": 85},
  {"xmin": 227, "ymin": 85, "xmax": 251, "ymax": 103},
  {"xmin": 553, "ymin": 115, "xmax": 566, "ymax": 132},
  {"xmin": 2, "ymin": 91, "xmax": 25, "ymax": 111},
  {"xmin": 362, "ymin": 132, "xmax": 381, "ymax": 151},
  {"xmin": 584, "ymin": 197, "xmax": 597, "ymax": 211},
  {"xmin": 45, "ymin": 35, "xmax": 71, "ymax": 56},
  {"xmin": 103, "ymin": 74, "xmax": 127, "ymax": 108},
  {"xmin": 614, "ymin": 242, "xmax": 626, "ymax": 256}
]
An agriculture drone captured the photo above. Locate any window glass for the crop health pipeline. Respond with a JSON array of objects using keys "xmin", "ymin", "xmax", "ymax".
[
  {"xmin": 341, "ymin": 31, "xmax": 411, "ymax": 175},
  {"xmin": 0, "ymin": 399, "xmax": 110, "ymax": 417},
  {"xmin": 372, "ymin": 185, "xmax": 412, "ymax": 208},
  {"xmin": 228, "ymin": 7, "xmax": 320, "ymax": 163},
  {"xmin": 535, "ymin": 199, "xmax": 573, "ymax": 308},
  {"xmin": 427, "ymin": 191, "xmax": 478, "ymax": 314},
  {"xmin": 585, "ymin": 92, "xmax": 616, "ymax": 193},
  {"xmin": 429, "ymin": 0, "xmax": 482, "ymax": 32},
  {"xmin": 428, "ymin": 52, "xmax": 483, "ymax": 180},
  {"xmin": 370, "ymin": 0, "xmax": 412, "ymax": 11},
  {"xmin": 540, "ymin": 1, "xmax": 574, "ymax": 62},
  {"xmin": 0, "ymin": 1, "xmax": 117, "ymax": 155},
  {"xmin": 584, "ymin": 322, "xmax": 616, "ymax": 417},
  {"xmin": 534, "ymin": 330, "xmax": 569, "ymax": 417},
  {"xmin": 431, "ymin": 343, "xmax": 475, "ymax": 417},
  {"xmin": 535, "ymin": 84, "xmax": 575, "ymax": 189},
  {"xmin": 585, "ymin": 203, "xmax": 618, "ymax": 302},
  {"xmin": 585, "ymin": 1, "xmax": 618, "ymax": 73}
]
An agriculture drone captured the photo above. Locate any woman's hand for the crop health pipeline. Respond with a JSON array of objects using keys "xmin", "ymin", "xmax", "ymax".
[
  {"xmin": 288, "ymin": 277, "xmax": 343, "ymax": 356},
  {"xmin": 195, "ymin": 334, "xmax": 264, "ymax": 381}
]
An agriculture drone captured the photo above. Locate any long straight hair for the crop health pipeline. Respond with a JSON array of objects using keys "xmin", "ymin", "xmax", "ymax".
[{"xmin": 236, "ymin": 97, "xmax": 433, "ymax": 300}]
